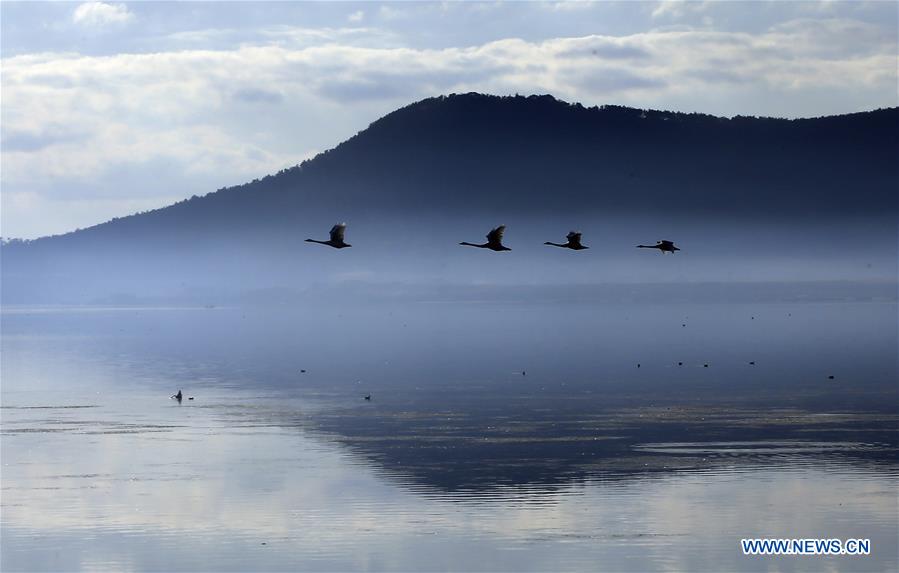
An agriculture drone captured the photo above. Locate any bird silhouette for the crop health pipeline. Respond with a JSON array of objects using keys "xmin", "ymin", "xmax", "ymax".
[
  {"xmin": 172, "ymin": 390, "xmax": 182, "ymax": 403},
  {"xmin": 305, "ymin": 223, "xmax": 351, "ymax": 249},
  {"xmin": 460, "ymin": 225, "xmax": 511, "ymax": 251},
  {"xmin": 637, "ymin": 240, "xmax": 680, "ymax": 254},
  {"xmin": 545, "ymin": 231, "xmax": 588, "ymax": 250}
]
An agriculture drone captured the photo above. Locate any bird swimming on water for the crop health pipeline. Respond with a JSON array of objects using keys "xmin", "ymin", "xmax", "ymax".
[
  {"xmin": 637, "ymin": 240, "xmax": 680, "ymax": 254},
  {"xmin": 545, "ymin": 231, "xmax": 589, "ymax": 250},
  {"xmin": 172, "ymin": 390, "xmax": 182, "ymax": 402},
  {"xmin": 305, "ymin": 223, "xmax": 351, "ymax": 249},
  {"xmin": 460, "ymin": 225, "xmax": 511, "ymax": 251}
]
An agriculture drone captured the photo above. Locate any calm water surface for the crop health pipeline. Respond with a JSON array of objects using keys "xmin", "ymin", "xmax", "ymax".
[{"xmin": 2, "ymin": 302, "xmax": 897, "ymax": 571}]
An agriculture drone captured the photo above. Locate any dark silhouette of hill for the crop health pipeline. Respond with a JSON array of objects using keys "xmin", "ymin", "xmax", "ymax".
[
  {"xmin": 12, "ymin": 93, "xmax": 899, "ymax": 241},
  {"xmin": 2, "ymin": 93, "xmax": 897, "ymax": 303}
]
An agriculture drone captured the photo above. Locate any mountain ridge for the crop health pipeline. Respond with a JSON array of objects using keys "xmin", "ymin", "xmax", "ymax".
[{"xmin": 6, "ymin": 93, "xmax": 897, "ymax": 246}]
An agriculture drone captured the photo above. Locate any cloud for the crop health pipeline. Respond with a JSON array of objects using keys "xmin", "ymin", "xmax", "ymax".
[
  {"xmin": 259, "ymin": 26, "xmax": 400, "ymax": 49},
  {"xmin": 650, "ymin": 1, "xmax": 713, "ymax": 21},
  {"xmin": 378, "ymin": 5, "xmax": 407, "ymax": 21},
  {"xmin": 767, "ymin": 17, "xmax": 893, "ymax": 58},
  {"xmin": 232, "ymin": 87, "xmax": 284, "ymax": 104},
  {"xmin": 569, "ymin": 68, "xmax": 666, "ymax": 93},
  {"xmin": 557, "ymin": 37, "xmax": 651, "ymax": 60},
  {"xmin": 306, "ymin": 45, "xmax": 516, "ymax": 103},
  {"xmin": 161, "ymin": 26, "xmax": 400, "ymax": 51},
  {"xmin": 72, "ymin": 2, "xmax": 133, "ymax": 27},
  {"xmin": 542, "ymin": 1, "xmax": 600, "ymax": 12},
  {"xmin": 347, "ymin": 10, "xmax": 365, "ymax": 24},
  {"xmin": 2, "ymin": 127, "xmax": 88, "ymax": 152}
]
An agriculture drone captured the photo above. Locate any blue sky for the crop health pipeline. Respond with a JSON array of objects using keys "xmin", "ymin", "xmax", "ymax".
[{"xmin": 2, "ymin": 1, "xmax": 897, "ymax": 239}]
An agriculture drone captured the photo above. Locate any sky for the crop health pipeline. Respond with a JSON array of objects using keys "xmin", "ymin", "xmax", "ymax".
[{"xmin": 1, "ymin": 1, "xmax": 897, "ymax": 239}]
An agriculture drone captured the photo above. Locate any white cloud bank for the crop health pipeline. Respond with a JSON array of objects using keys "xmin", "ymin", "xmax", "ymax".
[
  {"xmin": 72, "ymin": 2, "xmax": 133, "ymax": 27},
  {"xmin": 2, "ymin": 19, "xmax": 896, "ymax": 238}
]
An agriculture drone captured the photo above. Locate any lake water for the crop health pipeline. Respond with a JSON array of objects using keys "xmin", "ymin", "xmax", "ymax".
[{"xmin": 2, "ymin": 301, "xmax": 897, "ymax": 572}]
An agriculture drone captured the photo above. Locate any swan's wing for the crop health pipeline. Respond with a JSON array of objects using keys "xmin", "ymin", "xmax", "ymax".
[
  {"xmin": 330, "ymin": 223, "xmax": 347, "ymax": 243},
  {"xmin": 567, "ymin": 231, "xmax": 582, "ymax": 244},
  {"xmin": 486, "ymin": 225, "xmax": 506, "ymax": 244},
  {"xmin": 660, "ymin": 240, "xmax": 674, "ymax": 248}
]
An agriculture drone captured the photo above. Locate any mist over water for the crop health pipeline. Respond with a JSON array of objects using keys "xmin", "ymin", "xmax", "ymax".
[{"xmin": 4, "ymin": 215, "xmax": 896, "ymax": 305}]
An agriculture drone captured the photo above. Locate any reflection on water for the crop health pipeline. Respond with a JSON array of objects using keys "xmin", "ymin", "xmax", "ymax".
[{"xmin": 2, "ymin": 302, "xmax": 897, "ymax": 571}]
